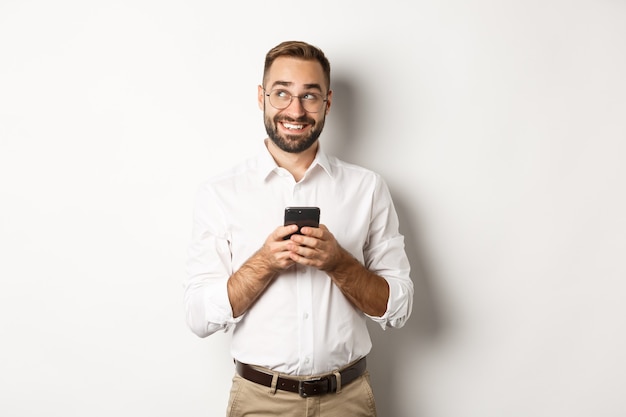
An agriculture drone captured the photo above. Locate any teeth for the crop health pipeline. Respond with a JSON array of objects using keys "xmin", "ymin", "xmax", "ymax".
[{"xmin": 283, "ymin": 123, "xmax": 304, "ymax": 130}]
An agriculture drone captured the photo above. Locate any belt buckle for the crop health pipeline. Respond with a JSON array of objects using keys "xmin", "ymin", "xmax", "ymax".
[{"xmin": 298, "ymin": 377, "xmax": 326, "ymax": 398}]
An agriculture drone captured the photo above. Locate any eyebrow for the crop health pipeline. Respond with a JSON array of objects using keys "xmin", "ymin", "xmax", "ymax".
[{"xmin": 270, "ymin": 80, "xmax": 323, "ymax": 92}]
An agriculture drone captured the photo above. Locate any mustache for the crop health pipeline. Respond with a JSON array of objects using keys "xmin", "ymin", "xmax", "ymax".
[{"xmin": 276, "ymin": 115, "xmax": 315, "ymax": 125}]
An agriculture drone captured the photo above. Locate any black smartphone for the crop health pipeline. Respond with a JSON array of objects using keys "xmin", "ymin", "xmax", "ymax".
[{"xmin": 283, "ymin": 207, "xmax": 320, "ymax": 239}]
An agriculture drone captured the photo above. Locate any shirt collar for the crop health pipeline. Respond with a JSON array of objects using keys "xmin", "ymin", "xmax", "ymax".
[{"xmin": 256, "ymin": 139, "xmax": 334, "ymax": 181}]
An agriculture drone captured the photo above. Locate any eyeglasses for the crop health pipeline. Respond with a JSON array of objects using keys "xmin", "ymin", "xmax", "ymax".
[{"xmin": 264, "ymin": 89, "xmax": 328, "ymax": 113}]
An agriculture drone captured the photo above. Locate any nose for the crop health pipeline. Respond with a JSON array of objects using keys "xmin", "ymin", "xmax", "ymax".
[{"xmin": 284, "ymin": 96, "xmax": 307, "ymax": 117}]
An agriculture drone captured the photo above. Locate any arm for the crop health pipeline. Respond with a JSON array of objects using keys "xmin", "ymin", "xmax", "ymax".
[
  {"xmin": 184, "ymin": 179, "xmax": 300, "ymax": 337},
  {"xmin": 227, "ymin": 225, "xmax": 299, "ymax": 317},
  {"xmin": 287, "ymin": 225, "xmax": 390, "ymax": 317},
  {"xmin": 324, "ymin": 246, "xmax": 390, "ymax": 317},
  {"xmin": 185, "ymin": 222, "xmax": 300, "ymax": 335}
]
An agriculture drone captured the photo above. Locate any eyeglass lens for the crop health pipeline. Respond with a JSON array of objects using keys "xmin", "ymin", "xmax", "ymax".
[{"xmin": 267, "ymin": 90, "xmax": 325, "ymax": 113}]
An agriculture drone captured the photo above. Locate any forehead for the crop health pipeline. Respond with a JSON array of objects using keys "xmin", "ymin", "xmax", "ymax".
[{"xmin": 265, "ymin": 57, "xmax": 327, "ymax": 90}]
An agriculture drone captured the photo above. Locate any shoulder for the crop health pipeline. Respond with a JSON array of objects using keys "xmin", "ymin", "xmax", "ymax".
[
  {"xmin": 326, "ymin": 154, "xmax": 384, "ymax": 184},
  {"xmin": 199, "ymin": 154, "xmax": 260, "ymax": 191}
]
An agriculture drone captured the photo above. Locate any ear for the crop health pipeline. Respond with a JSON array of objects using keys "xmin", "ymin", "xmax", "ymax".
[
  {"xmin": 257, "ymin": 85, "xmax": 265, "ymax": 110},
  {"xmin": 324, "ymin": 90, "xmax": 333, "ymax": 115}
]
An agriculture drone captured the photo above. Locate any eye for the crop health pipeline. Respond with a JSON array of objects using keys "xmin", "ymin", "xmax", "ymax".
[
  {"xmin": 274, "ymin": 90, "xmax": 291, "ymax": 99},
  {"xmin": 302, "ymin": 93, "xmax": 321, "ymax": 101}
]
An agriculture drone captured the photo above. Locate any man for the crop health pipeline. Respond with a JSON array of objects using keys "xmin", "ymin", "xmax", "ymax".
[{"xmin": 184, "ymin": 40, "xmax": 413, "ymax": 417}]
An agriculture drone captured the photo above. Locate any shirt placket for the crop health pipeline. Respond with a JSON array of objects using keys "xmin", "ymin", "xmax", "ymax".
[
  {"xmin": 296, "ymin": 263, "xmax": 314, "ymax": 374},
  {"xmin": 289, "ymin": 179, "xmax": 315, "ymax": 375}
]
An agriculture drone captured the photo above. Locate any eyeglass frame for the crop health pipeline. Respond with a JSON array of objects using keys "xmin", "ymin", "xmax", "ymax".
[{"xmin": 262, "ymin": 88, "xmax": 329, "ymax": 113}]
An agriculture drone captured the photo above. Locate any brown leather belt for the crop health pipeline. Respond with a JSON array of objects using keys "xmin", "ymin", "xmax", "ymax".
[{"xmin": 235, "ymin": 357, "xmax": 367, "ymax": 398}]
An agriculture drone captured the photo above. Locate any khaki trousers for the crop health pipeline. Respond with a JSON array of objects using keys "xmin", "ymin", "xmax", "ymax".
[{"xmin": 226, "ymin": 371, "xmax": 378, "ymax": 417}]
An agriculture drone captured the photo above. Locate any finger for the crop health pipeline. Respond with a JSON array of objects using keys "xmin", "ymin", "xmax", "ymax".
[
  {"xmin": 299, "ymin": 226, "xmax": 322, "ymax": 238},
  {"xmin": 275, "ymin": 224, "xmax": 299, "ymax": 241},
  {"xmin": 293, "ymin": 243, "xmax": 321, "ymax": 260},
  {"xmin": 269, "ymin": 248, "xmax": 297, "ymax": 268},
  {"xmin": 290, "ymin": 250, "xmax": 323, "ymax": 268},
  {"xmin": 290, "ymin": 233, "xmax": 319, "ymax": 249}
]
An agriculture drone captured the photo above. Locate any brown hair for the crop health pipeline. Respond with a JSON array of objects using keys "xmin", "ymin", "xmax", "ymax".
[{"xmin": 263, "ymin": 41, "xmax": 331, "ymax": 91}]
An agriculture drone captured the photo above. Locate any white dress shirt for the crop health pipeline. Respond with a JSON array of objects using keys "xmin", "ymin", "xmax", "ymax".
[{"xmin": 184, "ymin": 139, "xmax": 413, "ymax": 376}]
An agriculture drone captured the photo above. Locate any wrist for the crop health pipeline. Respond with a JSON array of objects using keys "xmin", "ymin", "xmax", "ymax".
[{"xmin": 323, "ymin": 247, "xmax": 356, "ymax": 276}]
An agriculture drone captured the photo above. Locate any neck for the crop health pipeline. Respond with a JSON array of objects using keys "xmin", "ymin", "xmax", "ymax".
[{"xmin": 265, "ymin": 139, "xmax": 318, "ymax": 182}]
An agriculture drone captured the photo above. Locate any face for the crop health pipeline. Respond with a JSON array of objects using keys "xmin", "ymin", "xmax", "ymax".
[{"xmin": 258, "ymin": 57, "xmax": 332, "ymax": 154}]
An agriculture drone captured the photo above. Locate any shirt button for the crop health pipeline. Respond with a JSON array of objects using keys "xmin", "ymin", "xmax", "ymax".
[
  {"xmin": 303, "ymin": 313, "xmax": 309, "ymax": 320},
  {"xmin": 304, "ymin": 357, "xmax": 310, "ymax": 364}
]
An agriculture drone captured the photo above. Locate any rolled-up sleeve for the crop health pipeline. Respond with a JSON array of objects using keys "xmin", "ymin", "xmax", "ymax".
[
  {"xmin": 183, "ymin": 183, "xmax": 241, "ymax": 338},
  {"xmin": 364, "ymin": 177, "xmax": 414, "ymax": 330}
]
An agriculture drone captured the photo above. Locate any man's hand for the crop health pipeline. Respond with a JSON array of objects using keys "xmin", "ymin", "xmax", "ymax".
[
  {"xmin": 259, "ymin": 224, "xmax": 302, "ymax": 272},
  {"xmin": 227, "ymin": 224, "xmax": 301, "ymax": 317},
  {"xmin": 285, "ymin": 224, "xmax": 341, "ymax": 270}
]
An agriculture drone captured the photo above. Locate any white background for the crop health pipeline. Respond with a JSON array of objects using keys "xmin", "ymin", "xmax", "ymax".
[{"xmin": 1, "ymin": 1, "xmax": 625, "ymax": 416}]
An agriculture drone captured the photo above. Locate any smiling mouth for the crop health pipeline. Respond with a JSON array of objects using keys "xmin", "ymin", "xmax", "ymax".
[{"xmin": 281, "ymin": 122, "xmax": 306, "ymax": 131}]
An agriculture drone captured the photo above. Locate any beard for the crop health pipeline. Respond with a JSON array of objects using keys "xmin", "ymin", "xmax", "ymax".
[{"xmin": 264, "ymin": 111, "xmax": 326, "ymax": 154}]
